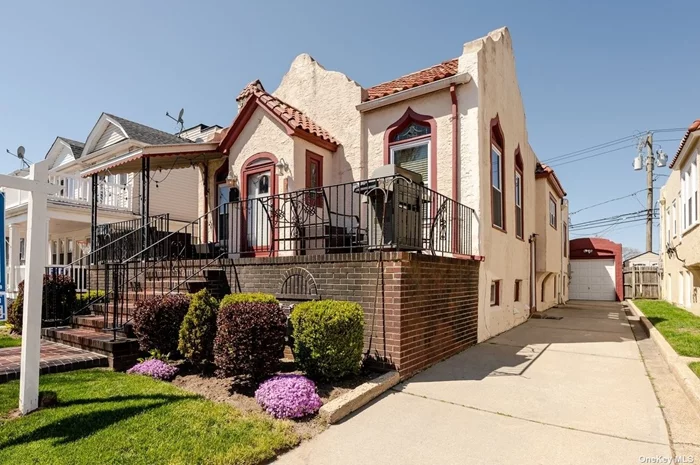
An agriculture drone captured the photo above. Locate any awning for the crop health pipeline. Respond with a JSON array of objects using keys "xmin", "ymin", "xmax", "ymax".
[{"xmin": 80, "ymin": 142, "xmax": 223, "ymax": 177}]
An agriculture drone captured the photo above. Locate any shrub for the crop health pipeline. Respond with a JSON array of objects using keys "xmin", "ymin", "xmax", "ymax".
[
  {"xmin": 178, "ymin": 289, "xmax": 218, "ymax": 365},
  {"xmin": 290, "ymin": 300, "xmax": 364, "ymax": 381},
  {"xmin": 214, "ymin": 301, "xmax": 286, "ymax": 381},
  {"xmin": 132, "ymin": 294, "xmax": 191, "ymax": 354},
  {"xmin": 75, "ymin": 290, "xmax": 105, "ymax": 315},
  {"xmin": 7, "ymin": 275, "xmax": 78, "ymax": 334},
  {"xmin": 255, "ymin": 374, "xmax": 322, "ymax": 419},
  {"xmin": 127, "ymin": 359, "xmax": 179, "ymax": 381},
  {"xmin": 219, "ymin": 293, "xmax": 278, "ymax": 309}
]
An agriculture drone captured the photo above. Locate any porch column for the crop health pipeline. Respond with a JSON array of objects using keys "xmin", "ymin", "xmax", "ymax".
[
  {"xmin": 7, "ymin": 224, "xmax": 20, "ymax": 292},
  {"xmin": 90, "ymin": 174, "xmax": 98, "ymax": 263},
  {"xmin": 140, "ymin": 157, "xmax": 150, "ymax": 255}
]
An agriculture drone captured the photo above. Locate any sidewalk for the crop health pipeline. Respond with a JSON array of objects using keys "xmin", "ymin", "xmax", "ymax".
[{"xmin": 276, "ymin": 301, "xmax": 675, "ymax": 465}]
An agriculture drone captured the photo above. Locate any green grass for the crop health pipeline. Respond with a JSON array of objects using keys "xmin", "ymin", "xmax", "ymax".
[
  {"xmin": 0, "ymin": 369, "xmax": 298, "ymax": 465},
  {"xmin": 0, "ymin": 325, "xmax": 22, "ymax": 349},
  {"xmin": 690, "ymin": 362, "xmax": 700, "ymax": 379},
  {"xmin": 634, "ymin": 299, "xmax": 700, "ymax": 357}
]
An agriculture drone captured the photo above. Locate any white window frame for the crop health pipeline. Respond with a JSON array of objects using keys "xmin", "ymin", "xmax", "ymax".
[
  {"xmin": 672, "ymin": 200, "xmax": 678, "ymax": 237},
  {"xmin": 681, "ymin": 158, "xmax": 698, "ymax": 233},
  {"xmin": 390, "ymin": 138, "xmax": 431, "ymax": 186},
  {"xmin": 514, "ymin": 171, "xmax": 523, "ymax": 238},
  {"xmin": 491, "ymin": 145, "xmax": 503, "ymax": 229},
  {"xmin": 549, "ymin": 196, "xmax": 557, "ymax": 228},
  {"xmin": 666, "ymin": 207, "xmax": 671, "ymax": 245},
  {"xmin": 490, "ymin": 280, "xmax": 500, "ymax": 306}
]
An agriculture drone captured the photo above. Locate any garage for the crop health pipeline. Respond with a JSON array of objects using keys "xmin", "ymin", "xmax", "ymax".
[
  {"xmin": 569, "ymin": 259, "xmax": 616, "ymax": 300},
  {"xmin": 569, "ymin": 238, "xmax": 623, "ymax": 301}
]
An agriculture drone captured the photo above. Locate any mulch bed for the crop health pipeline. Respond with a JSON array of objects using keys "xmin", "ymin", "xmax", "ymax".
[{"xmin": 171, "ymin": 360, "xmax": 380, "ymax": 439}]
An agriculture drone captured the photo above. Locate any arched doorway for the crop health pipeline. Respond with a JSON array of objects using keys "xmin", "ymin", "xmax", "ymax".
[{"xmin": 241, "ymin": 153, "xmax": 277, "ymax": 255}]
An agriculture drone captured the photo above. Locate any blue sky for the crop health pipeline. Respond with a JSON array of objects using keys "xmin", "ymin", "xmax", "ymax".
[{"xmin": 1, "ymin": 0, "xmax": 697, "ymax": 252}]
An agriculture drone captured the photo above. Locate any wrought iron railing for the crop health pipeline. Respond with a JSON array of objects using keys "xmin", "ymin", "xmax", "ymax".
[
  {"xmin": 93, "ymin": 214, "xmax": 170, "ymax": 263},
  {"xmin": 39, "ymin": 175, "xmax": 477, "ymax": 339}
]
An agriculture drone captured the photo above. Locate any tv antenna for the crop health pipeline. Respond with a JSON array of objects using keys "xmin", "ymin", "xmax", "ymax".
[
  {"xmin": 166, "ymin": 108, "xmax": 185, "ymax": 134},
  {"xmin": 6, "ymin": 145, "xmax": 32, "ymax": 169}
]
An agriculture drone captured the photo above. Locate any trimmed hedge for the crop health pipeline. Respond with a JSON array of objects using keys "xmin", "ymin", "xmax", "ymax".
[
  {"xmin": 290, "ymin": 300, "xmax": 365, "ymax": 381},
  {"xmin": 7, "ymin": 275, "xmax": 78, "ymax": 334},
  {"xmin": 214, "ymin": 301, "xmax": 287, "ymax": 381},
  {"xmin": 178, "ymin": 289, "xmax": 219, "ymax": 365},
  {"xmin": 132, "ymin": 294, "xmax": 191, "ymax": 354},
  {"xmin": 219, "ymin": 293, "xmax": 278, "ymax": 309},
  {"xmin": 75, "ymin": 290, "xmax": 105, "ymax": 315}
]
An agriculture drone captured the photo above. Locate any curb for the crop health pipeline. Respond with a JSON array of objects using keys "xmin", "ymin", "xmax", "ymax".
[
  {"xmin": 319, "ymin": 371, "xmax": 400, "ymax": 424},
  {"xmin": 625, "ymin": 299, "xmax": 700, "ymax": 414}
]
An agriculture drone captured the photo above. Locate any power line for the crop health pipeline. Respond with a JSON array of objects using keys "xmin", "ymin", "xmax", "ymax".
[
  {"xmin": 548, "ymin": 138, "xmax": 681, "ymax": 168},
  {"xmin": 570, "ymin": 209, "xmax": 657, "ymax": 229},
  {"xmin": 570, "ymin": 189, "xmax": 648, "ymax": 215},
  {"xmin": 542, "ymin": 128, "xmax": 686, "ymax": 166}
]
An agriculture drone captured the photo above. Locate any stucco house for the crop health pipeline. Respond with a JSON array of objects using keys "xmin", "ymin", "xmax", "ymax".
[
  {"xmin": 36, "ymin": 27, "xmax": 569, "ymax": 375},
  {"xmin": 659, "ymin": 119, "xmax": 700, "ymax": 314},
  {"xmin": 2, "ymin": 114, "xmax": 218, "ymax": 296}
]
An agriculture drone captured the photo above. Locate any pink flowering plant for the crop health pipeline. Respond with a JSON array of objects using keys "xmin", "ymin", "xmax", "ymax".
[
  {"xmin": 255, "ymin": 374, "xmax": 323, "ymax": 419},
  {"xmin": 127, "ymin": 359, "xmax": 178, "ymax": 381}
]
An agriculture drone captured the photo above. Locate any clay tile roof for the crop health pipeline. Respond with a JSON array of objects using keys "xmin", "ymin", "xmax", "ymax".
[
  {"xmin": 236, "ymin": 80, "xmax": 265, "ymax": 102},
  {"xmin": 365, "ymin": 58, "xmax": 459, "ymax": 102},
  {"xmin": 669, "ymin": 119, "xmax": 700, "ymax": 169},
  {"xmin": 536, "ymin": 162, "xmax": 567, "ymax": 196},
  {"xmin": 231, "ymin": 82, "xmax": 338, "ymax": 147}
]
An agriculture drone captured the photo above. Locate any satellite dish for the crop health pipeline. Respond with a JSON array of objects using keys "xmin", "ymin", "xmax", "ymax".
[
  {"xmin": 17, "ymin": 146, "xmax": 25, "ymax": 159},
  {"xmin": 177, "ymin": 108, "xmax": 184, "ymax": 124}
]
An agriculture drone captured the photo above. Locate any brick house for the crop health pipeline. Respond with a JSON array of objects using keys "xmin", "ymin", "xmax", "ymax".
[{"xmin": 43, "ymin": 27, "xmax": 568, "ymax": 375}]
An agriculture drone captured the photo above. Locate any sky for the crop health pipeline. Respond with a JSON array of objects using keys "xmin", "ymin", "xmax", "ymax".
[{"xmin": 0, "ymin": 0, "xmax": 697, "ymax": 252}]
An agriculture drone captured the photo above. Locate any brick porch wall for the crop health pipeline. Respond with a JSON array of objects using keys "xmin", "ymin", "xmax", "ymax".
[{"xmin": 223, "ymin": 252, "xmax": 480, "ymax": 377}]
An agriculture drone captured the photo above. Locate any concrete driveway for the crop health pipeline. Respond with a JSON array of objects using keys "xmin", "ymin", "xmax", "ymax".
[{"xmin": 276, "ymin": 301, "xmax": 672, "ymax": 465}]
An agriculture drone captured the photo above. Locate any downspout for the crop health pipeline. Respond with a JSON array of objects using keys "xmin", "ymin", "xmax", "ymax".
[
  {"xmin": 529, "ymin": 233, "xmax": 538, "ymax": 314},
  {"xmin": 450, "ymin": 84, "xmax": 460, "ymax": 252}
]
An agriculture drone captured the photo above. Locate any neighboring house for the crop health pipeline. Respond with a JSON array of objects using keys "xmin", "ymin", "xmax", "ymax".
[
  {"xmin": 84, "ymin": 27, "xmax": 569, "ymax": 347},
  {"xmin": 2, "ymin": 114, "xmax": 217, "ymax": 295},
  {"xmin": 623, "ymin": 251, "xmax": 659, "ymax": 268},
  {"xmin": 659, "ymin": 119, "xmax": 700, "ymax": 314}
]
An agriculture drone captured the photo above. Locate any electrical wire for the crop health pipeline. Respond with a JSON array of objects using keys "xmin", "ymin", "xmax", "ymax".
[{"xmin": 570, "ymin": 189, "xmax": 647, "ymax": 215}]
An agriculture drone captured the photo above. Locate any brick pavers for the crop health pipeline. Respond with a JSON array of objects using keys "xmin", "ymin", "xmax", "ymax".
[{"xmin": 0, "ymin": 341, "xmax": 108, "ymax": 383}]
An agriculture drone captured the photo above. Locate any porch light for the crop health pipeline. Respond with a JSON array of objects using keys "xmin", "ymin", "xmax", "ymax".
[
  {"xmin": 226, "ymin": 172, "xmax": 238, "ymax": 188},
  {"xmin": 275, "ymin": 158, "xmax": 289, "ymax": 175}
]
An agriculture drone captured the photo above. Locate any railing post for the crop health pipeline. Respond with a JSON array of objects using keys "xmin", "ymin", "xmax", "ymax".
[{"xmin": 90, "ymin": 174, "xmax": 98, "ymax": 264}]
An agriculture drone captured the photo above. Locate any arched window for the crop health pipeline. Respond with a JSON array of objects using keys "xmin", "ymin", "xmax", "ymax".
[
  {"xmin": 385, "ymin": 108, "xmax": 436, "ymax": 187},
  {"xmin": 514, "ymin": 147, "xmax": 524, "ymax": 239},
  {"xmin": 491, "ymin": 116, "xmax": 505, "ymax": 231}
]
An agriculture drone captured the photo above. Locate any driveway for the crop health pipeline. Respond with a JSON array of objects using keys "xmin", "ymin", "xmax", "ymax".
[{"xmin": 276, "ymin": 301, "xmax": 672, "ymax": 465}]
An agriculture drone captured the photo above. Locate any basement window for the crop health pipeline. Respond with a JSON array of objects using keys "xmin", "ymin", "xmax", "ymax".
[
  {"xmin": 490, "ymin": 280, "xmax": 501, "ymax": 306},
  {"xmin": 514, "ymin": 279, "xmax": 522, "ymax": 302}
]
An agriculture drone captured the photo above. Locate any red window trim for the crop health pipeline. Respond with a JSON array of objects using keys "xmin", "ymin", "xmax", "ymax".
[
  {"xmin": 305, "ymin": 150, "xmax": 324, "ymax": 207},
  {"xmin": 384, "ymin": 107, "xmax": 437, "ymax": 190},
  {"xmin": 490, "ymin": 116, "xmax": 506, "ymax": 232},
  {"xmin": 514, "ymin": 146, "xmax": 524, "ymax": 241},
  {"xmin": 549, "ymin": 193, "xmax": 558, "ymax": 230}
]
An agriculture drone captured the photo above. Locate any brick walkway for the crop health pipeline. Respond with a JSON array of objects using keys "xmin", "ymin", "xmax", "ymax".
[{"xmin": 0, "ymin": 341, "xmax": 108, "ymax": 383}]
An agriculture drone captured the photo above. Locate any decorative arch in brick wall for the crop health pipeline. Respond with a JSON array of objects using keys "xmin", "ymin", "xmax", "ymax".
[
  {"xmin": 569, "ymin": 238, "xmax": 623, "ymax": 301},
  {"xmin": 277, "ymin": 267, "xmax": 320, "ymax": 301}
]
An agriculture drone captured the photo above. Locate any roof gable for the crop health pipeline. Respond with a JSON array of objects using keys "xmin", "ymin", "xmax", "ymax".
[
  {"xmin": 44, "ymin": 137, "xmax": 85, "ymax": 170},
  {"xmin": 219, "ymin": 82, "xmax": 339, "ymax": 153}
]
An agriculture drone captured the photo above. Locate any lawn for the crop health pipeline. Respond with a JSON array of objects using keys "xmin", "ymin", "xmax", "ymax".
[
  {"xmin": 0, "ymin": 369, "xmax": 298, "ymax": 465},
  {"xmin": 690, "ymin": 362, "xmax": 700, "ymax": 379},
  {"xmin": 634, "ymin": 299, "xmax": 700, "ymax": 357},
  {"xmin": 0, "ymin": 324, "xmax": 22, "ymax": 349}
]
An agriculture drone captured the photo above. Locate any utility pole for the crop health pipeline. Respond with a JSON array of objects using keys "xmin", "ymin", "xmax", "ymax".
[
  {"xmin": 633, "ymin": 132, "xmax": 668, "ymax": 253},
  {"xmin": 646, "ymin": 133, "xmax": 654, "ymax": 252}
]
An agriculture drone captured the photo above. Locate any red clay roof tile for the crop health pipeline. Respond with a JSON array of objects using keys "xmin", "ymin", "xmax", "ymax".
[
  {"xmin": 365, "ymin": 59, "xmax": 459, "ymax": 102},
  {"xmin": 669, "ymin": 119, "xmax": 700, "ymax": 169}
]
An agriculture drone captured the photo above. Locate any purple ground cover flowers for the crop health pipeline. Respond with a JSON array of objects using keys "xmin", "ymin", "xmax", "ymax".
[
  {"xmin": 127, "ymin": 359, "xmax": 178, "ymax": 381},
  {"xmin": 255, "ymin": 374, "xmax": 323, "ymax": 419}
]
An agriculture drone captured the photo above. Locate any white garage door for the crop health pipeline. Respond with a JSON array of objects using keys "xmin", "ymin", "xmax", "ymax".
[{"xmin": 570, "ymin": 259, "xmax": 616, "ymax": 301}]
